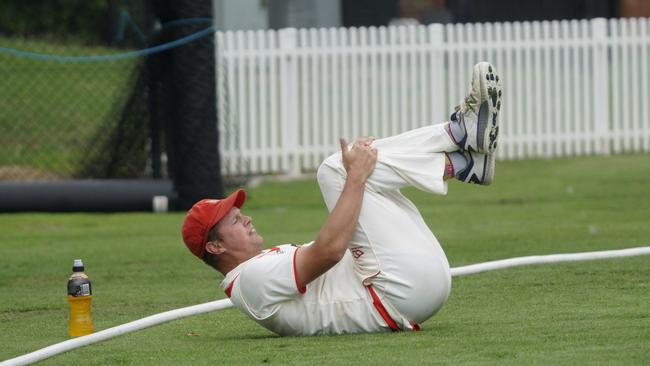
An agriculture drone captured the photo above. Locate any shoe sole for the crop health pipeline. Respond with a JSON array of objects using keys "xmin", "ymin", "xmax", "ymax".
[
  {"xmin": 481, "ymin": 153, "xmax": 495, "ymax": 185},
  {"xmin": 475, "ymin": 62, "xmax": 502, "ymax": 155}
]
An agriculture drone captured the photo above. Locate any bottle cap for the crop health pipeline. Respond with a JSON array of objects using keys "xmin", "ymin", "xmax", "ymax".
[{"xmin": 72, "ymin": 259, "xmax": 84, "ymax": 272}]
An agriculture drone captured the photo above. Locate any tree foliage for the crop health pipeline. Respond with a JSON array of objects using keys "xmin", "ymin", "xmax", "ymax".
[{"xmin": 0, "ymin": 0, "xmax": 108, "ymax": 43}]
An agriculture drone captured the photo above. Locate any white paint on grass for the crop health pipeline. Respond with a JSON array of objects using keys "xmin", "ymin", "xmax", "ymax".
[{"xmin": 3, "ymin": 246, "xmax": 650, "ymax": 366}]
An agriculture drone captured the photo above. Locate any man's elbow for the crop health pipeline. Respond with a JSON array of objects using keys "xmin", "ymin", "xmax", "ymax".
[
  {"xmin": 314, "ymin": 239, "xmax": 347, "ymax": 265},
  {"xmin": 324, "ymin": 247, "xmax": 346, "ymax": 264}
]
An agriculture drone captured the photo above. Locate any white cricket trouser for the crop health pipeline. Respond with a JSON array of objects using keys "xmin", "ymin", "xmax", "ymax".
[{"xmin": 316, "ymin": 122, "xmax": 457, "ymax": 324}]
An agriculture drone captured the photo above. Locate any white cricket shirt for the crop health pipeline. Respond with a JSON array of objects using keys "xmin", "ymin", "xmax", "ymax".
[{"xmin": 220, "ymin": 243, "xmax": 416, "ymax": 336}]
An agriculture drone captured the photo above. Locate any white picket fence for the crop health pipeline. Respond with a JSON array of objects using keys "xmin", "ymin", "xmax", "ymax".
[{"xmin": 215, "ymin": 17, "xmax": 650, "ymax": 176}]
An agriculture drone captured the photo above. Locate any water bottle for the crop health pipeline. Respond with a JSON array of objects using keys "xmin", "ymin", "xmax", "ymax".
[{"xmin": 67, "ymin": 259, "xmax": 94, "ymax": 337}]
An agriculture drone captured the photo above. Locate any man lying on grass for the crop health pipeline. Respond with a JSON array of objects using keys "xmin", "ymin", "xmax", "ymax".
[{"xmin": 182, "ymin": 62, "xmax": 502, "ymax": 335}]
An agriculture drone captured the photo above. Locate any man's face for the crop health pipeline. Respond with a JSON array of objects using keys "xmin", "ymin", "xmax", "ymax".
[{"xmin": 215, "ymin": 207, "xmax": 264, "ymax": 255}]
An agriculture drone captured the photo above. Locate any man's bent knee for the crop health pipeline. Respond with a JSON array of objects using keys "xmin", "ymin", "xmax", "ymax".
[
  {"xmin": 316, "ymin": 158, "xmax": 347, "ymax": 212},
  {"xmin": 317, "ymin": 160, "xmax": 340, "ymax": 191}
]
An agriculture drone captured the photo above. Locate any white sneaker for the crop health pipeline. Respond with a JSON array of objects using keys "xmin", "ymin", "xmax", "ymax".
[
  {"xmin": 457, "ymin": 150, "xmax": 495, "ymax": 186},
  {"xmin": 451, "ymin": 62, "xmax": 502, "ymax": 154}
]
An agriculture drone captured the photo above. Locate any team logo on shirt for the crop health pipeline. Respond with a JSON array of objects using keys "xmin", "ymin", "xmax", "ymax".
[
  {"xmin": 258, "ymin": 244, "xmax": 305, "ymax": 258},
  {"xmin": 257, "ymin": 246, "xmax": 285, "ymax": 258},
  {"xmin": 350, "ymin": 247, "xmax": 364, "ymax": 259}
]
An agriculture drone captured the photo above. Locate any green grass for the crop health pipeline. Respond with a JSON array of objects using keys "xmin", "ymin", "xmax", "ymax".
[
  {"xmin": 1, "ymin": 154, "xmax": 649, "ymax": 365},
  {"xmin": 0, "ymin": 36, "xmax": 138, "ymax": 177}
]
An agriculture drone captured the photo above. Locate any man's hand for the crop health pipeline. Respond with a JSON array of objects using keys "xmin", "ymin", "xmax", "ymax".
[{"xmin": 339, "ymin": 136, "xmax": 378, "ymax": 182}]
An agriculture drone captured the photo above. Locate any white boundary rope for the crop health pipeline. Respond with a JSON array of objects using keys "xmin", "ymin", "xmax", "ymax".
[
  {"xmin": 1, "ymin": 299, "xmax": 233, "ymax": 366},
  {"xmin": 3, "ymin": 246, "xmax": 650, "ymax": 366},
  {"xmin": 450, "ymin": 246, "xmax": 650, "ymax": 277}
]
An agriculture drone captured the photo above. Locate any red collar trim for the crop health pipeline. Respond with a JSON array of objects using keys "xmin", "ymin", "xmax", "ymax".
[{"xmin": 224, "ymin": 274, "xmax": 239, "ymax": 298}]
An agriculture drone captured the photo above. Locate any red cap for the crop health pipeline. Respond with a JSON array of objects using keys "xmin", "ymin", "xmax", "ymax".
[{"xmin": 181, "ymin": 189, "xmax": 247, "ymax": 258}]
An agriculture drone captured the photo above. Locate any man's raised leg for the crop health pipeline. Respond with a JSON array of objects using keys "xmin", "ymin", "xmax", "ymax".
[
  {"xmin": 315, "ymin": 61, "xmax": 503, "ymax": 326},
  {"xmin": 316, "ymin": 122, "xmax": 455, "ymax": 325}
]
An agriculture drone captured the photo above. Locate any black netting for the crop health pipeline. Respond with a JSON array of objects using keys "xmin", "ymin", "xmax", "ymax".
[
  {"xmin": 76, "ymin": 60, "xmax": 149, "ymax": 179},
  {"xmin": 0, "ymin": 0, "xmax": 224, "ymax": 209},
  {"xmin": 0, "ymin": 1, "xmax": 152, "ymax": 181}
]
